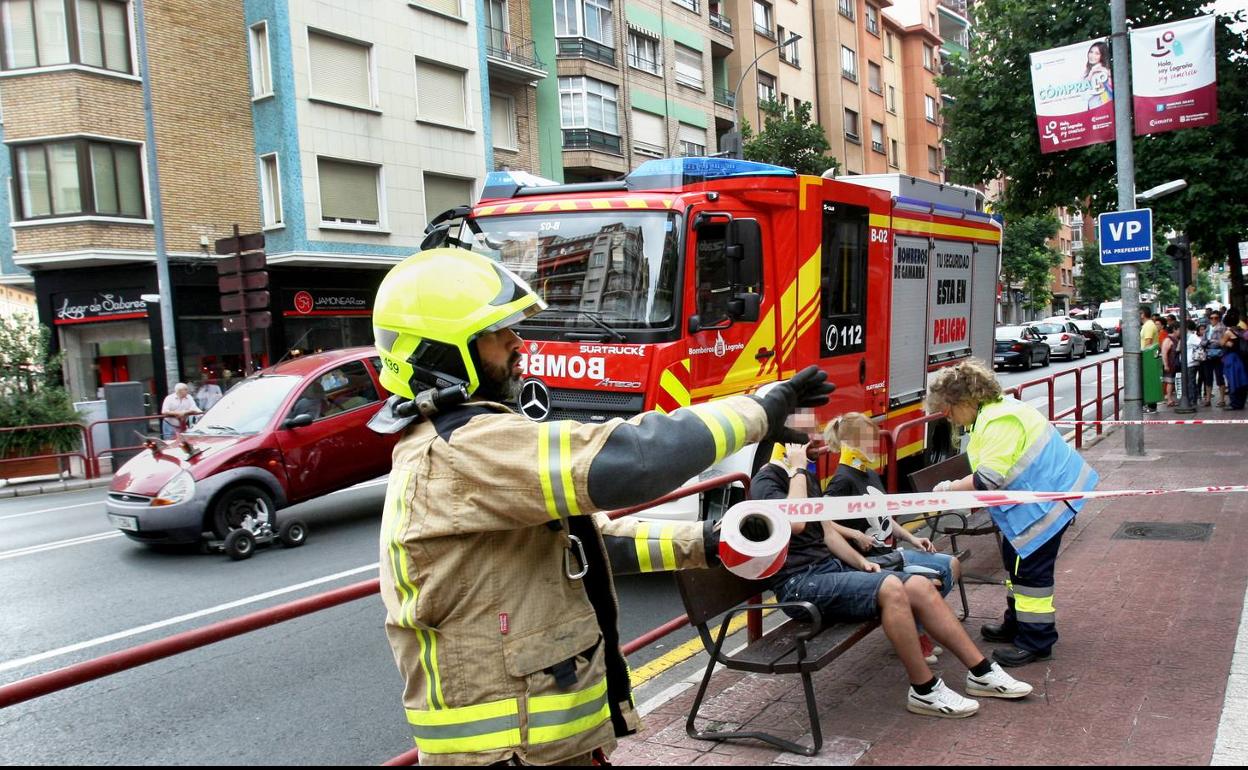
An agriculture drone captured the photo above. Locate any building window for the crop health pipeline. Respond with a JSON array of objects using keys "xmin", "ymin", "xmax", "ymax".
[
  {"xmin": 490, "ymin": 92, "xmax": 517, "ymax": 150},
  {"xmin": 308, "ymin": 30, "xmax": 375, "ymax": 110},
  {"xmin": 677, "ymin": 122, "xmax": 705, "ymax": 156},
  {"xmin": 838, "ymin": 0, "xmax": 854, "ymax": 21},
  {"xmin": 889, "ymin": 138, "xmax": 899, "ymax": 168},
  {"xmin": 923, "ymin": 43, "xmax": 934, "ymax": 71},
  {"xmin": 925, "ymin": 94, "xmax": 937, "ymax": 122},
  {"xmin": 674, "ymin": 43, "xmax": 702, "ymax": 89},
  {"xmin": 868, "ymin": 61, "xmax": 881, "ymax": 94},
  {"xmin": 416, "ymin": 59, "xmax": 468, "ymax": 127},
  {"xmin": 318, "ymin": 158, "xmax": 381, "ymax": 228},
  {"xmin": 843, "ymin": 108, "xmax": 859, "ymax": 142},
  {"xmin": 558, "ymin": 75, "xmax": 618, "ymax": 134},
  {"xmin": 752, "ymin": 0, "xmax": 773, "ymax": 39},
  {"xmin": 259, "ymin": 153, "xmax": 281, "ymax": 227},
  {"xmin": 884, "ymin": 31, "xmax": 894, "ymax": 60},
  {"xmin": 627, "ymin": 29, "xmax": 660, "ymax": 74},
  {"xmin": 631, "ymin": 109, "xmax": 665, "ymax": 157},
  {"xmin": 870, "ymin": 121, "xmax": 884, "ymax": 154},
  {"xmin": 12, "ymin": 138, "xmax": 144, "ymax": 220},
  {"xmin": 778, "ymin": 28, "xmax": 799, "ymax": 66},
  {"xmin": 424, "ymin": 173, "xmax": 473, "ymax": 223},
  {"xmin": 840, "ymin": 45, "xmax": 856, "ymax": 81},
  {"xmin": 249, "ymin": 22, "xmax": 272, "ymax": 98},
  {"xmin": 1, "ymin": 0, "xmax": 131, "ymax": 73},
  {"xmin": 756, "ymin": 70, "xmax": 775, "ymax": 104},
  {"xmin": 865, "ymin": 4, "xmax": 879, "ymax": 35},
  {"xmin": 556, "ymin": 0, "xmax": 613, "ymax": 46},
  {"xmin": 887, "ymin": 84, "xmax": 896, "ymax": 113},
  {"xmin": 927, "ymin": 145, "xmax": 940, "ymax": 173},
  {"xmin": 415, "ymin": 0, "xmax": 462, "ymax": 16}
]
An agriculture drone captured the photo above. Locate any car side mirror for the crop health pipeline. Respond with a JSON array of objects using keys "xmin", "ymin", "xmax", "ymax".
[{"xmin": 283, "ymin": 413, "xmax": 315, "ymax": 429}]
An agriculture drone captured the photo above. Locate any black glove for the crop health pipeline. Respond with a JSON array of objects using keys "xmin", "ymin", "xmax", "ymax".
[{"xmin": 754, "ymin": 365, "xmax": 835, "ymax": 443}]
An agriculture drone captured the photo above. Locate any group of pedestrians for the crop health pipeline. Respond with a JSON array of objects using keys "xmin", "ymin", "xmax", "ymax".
[{"xmin": 1147, "ymin": 307, "xmax": 1248, "ymax": 411}]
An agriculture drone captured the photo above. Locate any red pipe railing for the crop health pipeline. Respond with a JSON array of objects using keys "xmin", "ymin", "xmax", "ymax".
[{"xmin": 0, "ymin": 422, "xmax": 93, "ymax": 481}]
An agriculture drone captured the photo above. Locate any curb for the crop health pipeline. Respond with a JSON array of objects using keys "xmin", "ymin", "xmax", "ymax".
[{"xmin": 0, "ymin": 477, "xmax": 112, "ymax": 499}]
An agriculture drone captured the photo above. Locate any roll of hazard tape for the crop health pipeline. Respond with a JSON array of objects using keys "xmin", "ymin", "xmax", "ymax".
[{"xmin": 718, "ymin": 501, "xmax": 795, "ymax": 580}]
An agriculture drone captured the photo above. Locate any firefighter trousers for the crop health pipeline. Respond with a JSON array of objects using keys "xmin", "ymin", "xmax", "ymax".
[{"xmin": 999, "ymin": 521, "xmax": 1069, "ymax": 655}]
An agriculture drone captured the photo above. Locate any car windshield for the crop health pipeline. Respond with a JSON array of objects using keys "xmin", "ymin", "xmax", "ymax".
[
  {"xmin": 996, "ymin": 327, "xmax": 1026, "ymax": 339},
  {"xmin": 186, "ymin": 375, "xmax": 301, "ymax": 435},
  {"xmin": 461, "ymin": 211, "xmax": 682, "ymax": 331},
  {"xmin": 1100, "ymin": 306, "xmax": 1122, "ymax": 318},
  {"xmin": 1033, "ymin": 323, "xmax": 1065, "ymax": 334}
]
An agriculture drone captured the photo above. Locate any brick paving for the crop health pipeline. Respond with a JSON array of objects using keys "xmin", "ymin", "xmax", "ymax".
[{"xmin": 615, "ymin": 413, "xmax": 1248, "ymax": 765}]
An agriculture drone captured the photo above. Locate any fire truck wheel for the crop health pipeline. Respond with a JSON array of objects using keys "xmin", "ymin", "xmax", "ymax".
[{"xmin": 224, "ymin": 529, "xmax": 256, "ymax": 561}]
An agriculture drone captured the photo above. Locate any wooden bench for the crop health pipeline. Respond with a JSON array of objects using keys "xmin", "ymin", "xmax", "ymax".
[{"xmin": 674, "ymin": 565, "xmax": 877, "ymax": 756}]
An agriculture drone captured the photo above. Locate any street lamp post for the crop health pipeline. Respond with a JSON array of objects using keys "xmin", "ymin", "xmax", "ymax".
[{"xmin": 722, "ymin": 33, "xmax": 801, "ymax": 160}]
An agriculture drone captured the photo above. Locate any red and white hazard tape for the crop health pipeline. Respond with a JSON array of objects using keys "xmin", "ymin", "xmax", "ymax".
[
  {"xmin": 1051, "ymin": 419, "xmax": 1248, "ymax": 425},
  {"xmin": 718, "ymin": 485, "xmax": 1248, "ymax": 580}
]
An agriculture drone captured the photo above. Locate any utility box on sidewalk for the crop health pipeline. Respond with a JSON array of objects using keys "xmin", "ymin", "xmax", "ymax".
[
  {"xmin": 104, "ymin": 382, "xmax": 147, "ymax": 469},
  {"xmin": 1142, "ymin": 343, "xmax": 1163, "ymax": 404}
]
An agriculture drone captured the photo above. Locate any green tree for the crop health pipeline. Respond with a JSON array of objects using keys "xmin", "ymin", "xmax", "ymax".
[
  {"xmin": 1001, "ymin": 214, "xmax": 1064, "ymax": 314},
  {"xmin": 1193, "ymin": 269, "xmax": 1217, "ymax": 307},
  {"xmin": 1074, "ymin": 243, "xmax": 1121, "ymax": 305},
  {"xmin": 742, "ymin": 100, "xmax": 839, "ymax": 176},
  {"xmin": 0, "ymin": 314, "xmax": 81, "ymax": 457},
  {"xmin": 939, "ymin": 1, "xmax": 1248, "ymax": 311}
]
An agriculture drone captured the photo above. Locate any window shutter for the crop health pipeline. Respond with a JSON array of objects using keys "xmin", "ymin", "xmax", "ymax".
[
  {"xmin": 77, "ymin": 0, "xmax": 103, "ymax": 67},
  {"xmin": 417, "ymin": 61, "xmax": 466, "ymax": 124},
  {"xmin": 309, "ymin": 32, "xmax": 371, "ymax": 107},
  {"xmin": 631, "ymin": 109, "xmax": 664, "ymax": 153},
  {"xmin": 319, "ymin": 159, "xmax": 379, "ymax": 223},
  {"xmin": 100, "ymin": 0, "xmax": 128, "ymax": 71},
  {"xmin": 678, "ymin": 123, "xmax": 704, "ymax": 147},
  {"xmin": 675, "ymin": 44, "xmax": 702, "ymax": 86},
  {"xmin": 415, "ymin": 0, "xmax": 460, "ymax": 16},
  {"xmin": 491, "ymin": 94, "xmax": 516, "ymax": 149},
  {"xmin": 424, "ymin": 174, "xmax": 473, "ymax": 222}
]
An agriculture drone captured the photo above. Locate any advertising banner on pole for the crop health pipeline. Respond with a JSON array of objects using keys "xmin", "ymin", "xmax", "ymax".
[
  {"xmin": 1131, "ymin": 15, "xmax": 1218, "ymax": 136},
  {"xmin": 1029, "ymin": 38, "xmax": 1116, "ymax": 153}
]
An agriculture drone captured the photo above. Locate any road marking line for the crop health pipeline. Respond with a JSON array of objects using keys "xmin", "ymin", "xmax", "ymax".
[
  {"xmin": 0, "ymin": 501, "xmax": 101, "ymax": 522},
  {"xmin": 329, "ymin": 477, "xmax": 389, "ymax": 495},
  {"xmin": 0, "ymin": 531, "xmax": 123, "ymax": 561},
  {"xmin": 0, "ymin": 562, "xmax": 380, "ymax": 675}
]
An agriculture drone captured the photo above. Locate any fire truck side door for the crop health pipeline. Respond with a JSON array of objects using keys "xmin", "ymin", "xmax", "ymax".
[
  {"xmin": 818, "ymin": 202, "xmax": 869, "ymax": 396},
  {"xmin": 687, "ymin": 218, "xmax": 772, "ymax": 399}
]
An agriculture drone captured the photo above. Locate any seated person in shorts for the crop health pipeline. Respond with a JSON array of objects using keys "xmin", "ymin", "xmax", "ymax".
[{"xmin": 748, "ymin": 414, "xmax": 1032, "ymax": 718}]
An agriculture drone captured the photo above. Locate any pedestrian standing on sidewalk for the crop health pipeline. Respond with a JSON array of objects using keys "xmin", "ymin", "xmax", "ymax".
[
  {"xmin": 1207, "ymin": 312, "xmax": 1228, "ymax": 408},
  {"xmin": 1161, "ymin": 322, "xmax": 1179, "ymax": 407},
  {"xmin": 927, "ymin": 359, "xmax": 1100, "ymax": 668},
  {"xmin": 1220, "ymin": 308, "xmax": 1248, "ymax": 410},
  {"xmin": 1196, "ymin": 320, "xmax": 1213, "ymax": 407},
  {"xmin": 160, "ymin": 383, "xmax": 200, "ymax": 439},
  {"xmin": 1182, "ymin": 320, "xmax": 1202, "ymax": 409},
  {"xmin": 748, "ymin": 420, "xmax": 1033, "ymax": 718}
]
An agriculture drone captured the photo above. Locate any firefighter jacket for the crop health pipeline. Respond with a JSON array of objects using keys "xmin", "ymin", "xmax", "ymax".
[
  {"xmin": 379, "ymin": 395, "xmax": 769, "ymax": 765},
  {"xmin": 967, "ymin": 396, "xmax": 1099, "ymax": 559}
]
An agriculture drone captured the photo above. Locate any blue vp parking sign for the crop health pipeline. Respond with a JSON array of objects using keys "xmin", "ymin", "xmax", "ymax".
[{"xmin": 1098, "ymin": 208, "xmax": 1153, "ymax": 265}]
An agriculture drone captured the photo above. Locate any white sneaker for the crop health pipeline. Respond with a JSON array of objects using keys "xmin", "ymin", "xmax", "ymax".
[
  {"xmin": 965, "ymin": 661, "xmax": 1033, "ymax": 699},
  {"xmin": 907, "ymin": 679, "xmax": 979, "ymax": 718}
]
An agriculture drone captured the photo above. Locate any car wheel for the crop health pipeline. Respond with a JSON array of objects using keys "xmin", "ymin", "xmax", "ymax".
[
  {"xmin": 210, "ymin": 484, "xmax": 276, "ymax": 539},
  {"xmin": 1043, "ymin": 352, "xmax": 1051, "ymax": 367},
  {"xmin": 278, "ymin": 519, "xmax": 308, "ymax": 548},
  {"xmin": 223, "ymin": 529, "xmax": 256, "ymax": 561}
]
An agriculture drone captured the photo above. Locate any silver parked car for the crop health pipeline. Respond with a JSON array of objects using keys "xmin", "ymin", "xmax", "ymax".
[{"xmin": 1031, "ymin": 321, "xmax": 1087, "ymax": 360}]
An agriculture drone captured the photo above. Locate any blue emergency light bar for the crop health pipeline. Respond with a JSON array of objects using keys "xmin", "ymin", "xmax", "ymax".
[
  {"xmin": 626, "ymin": 157, "xmax": 796, "ymax": 190},
  {"xmin": 479, "ymin": 170, "xmax": 562, "ymax": 202}
]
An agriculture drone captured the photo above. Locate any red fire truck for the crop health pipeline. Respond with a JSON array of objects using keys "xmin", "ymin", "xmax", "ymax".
[{"xmin": 426, "ymin": 158, "xmax": 1001, "ymax": 511}]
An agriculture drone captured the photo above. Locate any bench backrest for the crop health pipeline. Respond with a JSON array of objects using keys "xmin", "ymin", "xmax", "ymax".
[
  {"xmin": 675, "ymin": 565, "xmax": 773, "ymax": 627},
  {"xmin": 908, "ymin": 453, "xmax": 972, "ymax": 493}
]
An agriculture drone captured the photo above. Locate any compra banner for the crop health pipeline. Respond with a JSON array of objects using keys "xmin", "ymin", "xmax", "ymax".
[
  {"xmin": 1131, "ymin": 15, "xmax": 1218, "ymax": 136},
  {"xmin": 1029, "ymin": 38, "xmax": 1116, "ymax": 153}
]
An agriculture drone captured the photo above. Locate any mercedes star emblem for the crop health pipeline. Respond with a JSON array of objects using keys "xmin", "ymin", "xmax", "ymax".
[{"xmin": 519, "ymin": 379, "xmax": 551, "ymax": 422}]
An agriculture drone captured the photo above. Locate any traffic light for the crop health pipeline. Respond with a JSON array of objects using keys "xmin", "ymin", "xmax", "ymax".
[
  {"xmin": 1166, "ymin": 236, "xmax": 1192, "ymax": 290},
  {"xmin": 215, "ymin": 231, "xmax": 271, "ymax": 332}
]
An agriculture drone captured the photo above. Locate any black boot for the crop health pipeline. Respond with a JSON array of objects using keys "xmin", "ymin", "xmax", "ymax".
[
  {"xmin": 980, "ymin": 622, "xmax": 1016, "ymax": 644},
  {"xmin": 991, "ymin": 646, "xmax": 1052, "ymax": 668}
]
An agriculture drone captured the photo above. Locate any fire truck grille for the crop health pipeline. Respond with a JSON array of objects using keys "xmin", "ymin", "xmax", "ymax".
[{"xmin": 549, "ymin": 389, "xmax": 645, "ymax": 423}]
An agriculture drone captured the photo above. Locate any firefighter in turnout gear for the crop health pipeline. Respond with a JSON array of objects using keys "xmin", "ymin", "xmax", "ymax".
[
  {"xmin": 370, "ymin": 247, "xmax": 834, "ymax": 765},
  {"xmin": 925, "ymin": 359, "xmax": 1099, "ymax": 668}
]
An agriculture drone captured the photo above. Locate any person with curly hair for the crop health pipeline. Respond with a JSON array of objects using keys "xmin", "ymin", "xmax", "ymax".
[{"xmin": 926, "ymin": 359, "xmax": 1099, "ymax": 667}]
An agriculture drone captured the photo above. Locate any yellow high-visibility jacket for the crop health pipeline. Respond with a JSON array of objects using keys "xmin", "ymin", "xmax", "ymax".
[{"xmin": 380, "ymin": 396, "xmax": 768, "ymax": 765}]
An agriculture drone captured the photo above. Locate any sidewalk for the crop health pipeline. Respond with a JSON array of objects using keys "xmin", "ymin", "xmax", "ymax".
[{"xmin": 616, "ymin": 410, "xmax": 1248, "ymax": 766}]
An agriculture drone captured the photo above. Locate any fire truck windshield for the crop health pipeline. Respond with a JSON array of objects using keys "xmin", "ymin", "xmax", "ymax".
[{"xmin": 462, "ymin": 211, "xmax": 681, "ymax": 333}]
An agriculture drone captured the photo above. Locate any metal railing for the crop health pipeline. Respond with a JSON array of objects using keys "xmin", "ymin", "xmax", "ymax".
[
  {"xmin": 709, "ymin": 11, "xmax": 732, "ymax": 34},
  {"xmin": 0, "ymin": 422, "xmax": 92, "ymax": 482},
  {"xmin": 673, "ymin": 0, "xmax": 700, "ymax": 13},
  {"xmin": 556, "ymin": 37, "xmax": 615, "ymax": 66},
  {"xmin": 713, "ymin": 87, "xmax": 735, "ymax": 107},
  {"xmin": 484, "ymin": 27, "xmax": 546, "ymax": 72},
  {"xmin": 0, "ymin": 472, "xmax": 755, "ymax": 767},
  {"xmin": 0, "ymin": 413, "xmax": 193, "ymax": 483},
  {"xmin": 562, "ymin": 128, "xmax": 622, "ymax": 153}
]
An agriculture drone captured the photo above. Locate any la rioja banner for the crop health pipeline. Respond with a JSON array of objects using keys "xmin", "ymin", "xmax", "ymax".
[
  {"xmin": 1029, "ymin": 38, "xmax": 1116, "ymax": 153},
  {"xmin": 1131, "ymin": 15, "xmax": 1217, "ymax": 136}
]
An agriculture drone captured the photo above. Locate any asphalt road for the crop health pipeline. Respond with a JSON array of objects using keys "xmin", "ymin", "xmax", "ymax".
[{"xmin": 0, "ymin": 352, "xmax": 1124, "ymax": 763}]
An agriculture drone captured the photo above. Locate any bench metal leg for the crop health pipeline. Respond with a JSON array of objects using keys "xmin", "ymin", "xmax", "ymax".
[{"xmin": 685, "ymin": 620, "xmax": 823, "ymax": 757}]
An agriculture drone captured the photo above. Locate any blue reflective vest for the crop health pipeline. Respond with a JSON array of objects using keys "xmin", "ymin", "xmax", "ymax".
[{"xmin": 967, "ymin": 397, "xmax": 1099, "ymax": 559}]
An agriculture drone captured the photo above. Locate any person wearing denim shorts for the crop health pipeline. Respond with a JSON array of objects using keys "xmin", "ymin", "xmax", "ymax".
[{"xmin": 747, "ymin": 412, "xmax": 1032, "ymax": 718}]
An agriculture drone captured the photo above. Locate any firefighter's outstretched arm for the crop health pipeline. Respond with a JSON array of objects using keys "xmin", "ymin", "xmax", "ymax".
[
  {"xmin": 586, "ymin": 366, "xmax": 834, "ymax": 510},
  {"xmin": 594, "ymin": 512, "xmax": 720, "ymax": 574}
]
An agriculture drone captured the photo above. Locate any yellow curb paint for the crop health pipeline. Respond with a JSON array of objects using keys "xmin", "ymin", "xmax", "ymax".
[{"xmin": 628, "ymin": 602, "xmax": 776, "ymax": 688}]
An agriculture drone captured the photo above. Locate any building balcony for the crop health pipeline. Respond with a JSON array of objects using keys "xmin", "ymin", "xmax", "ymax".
[
  {"xmin": 486, "ymin": 28, "xmax": 548, "ymax": 84},
  {"xmin": 713, "ymin": 87, "xmax": 735, "ymax": 108},
  {"xmin": 557, "ymin": 37, "xmax": 616, "ymax": 67},
  {"xmin": 673, "ymin": 0, "xmax": 700, "ymax": 13},
  {"xmin": 938, "ymin": 0, "xmax": 970, "ymax": 22},
  {"xmin": 562, "ymin": 128, "xmax": 622, "ymax": 154},
  {"xmin": 709, "ymin": 12, "xmax": 732, "ymax": 35}
]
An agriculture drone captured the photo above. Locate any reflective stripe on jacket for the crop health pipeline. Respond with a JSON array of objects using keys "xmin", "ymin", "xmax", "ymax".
[
  {"xmin": 967, "ymin": 397, "xmax": 1099, "ymax": 559},
  {"xmin": 380, "ymin": 395, "xmax": 768, "ymax": 765}
]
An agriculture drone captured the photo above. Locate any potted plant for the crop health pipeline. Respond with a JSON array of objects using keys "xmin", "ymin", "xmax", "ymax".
[{"xmin": 0, "ymin": 315, "xmax": 83, "ymax": 480}]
